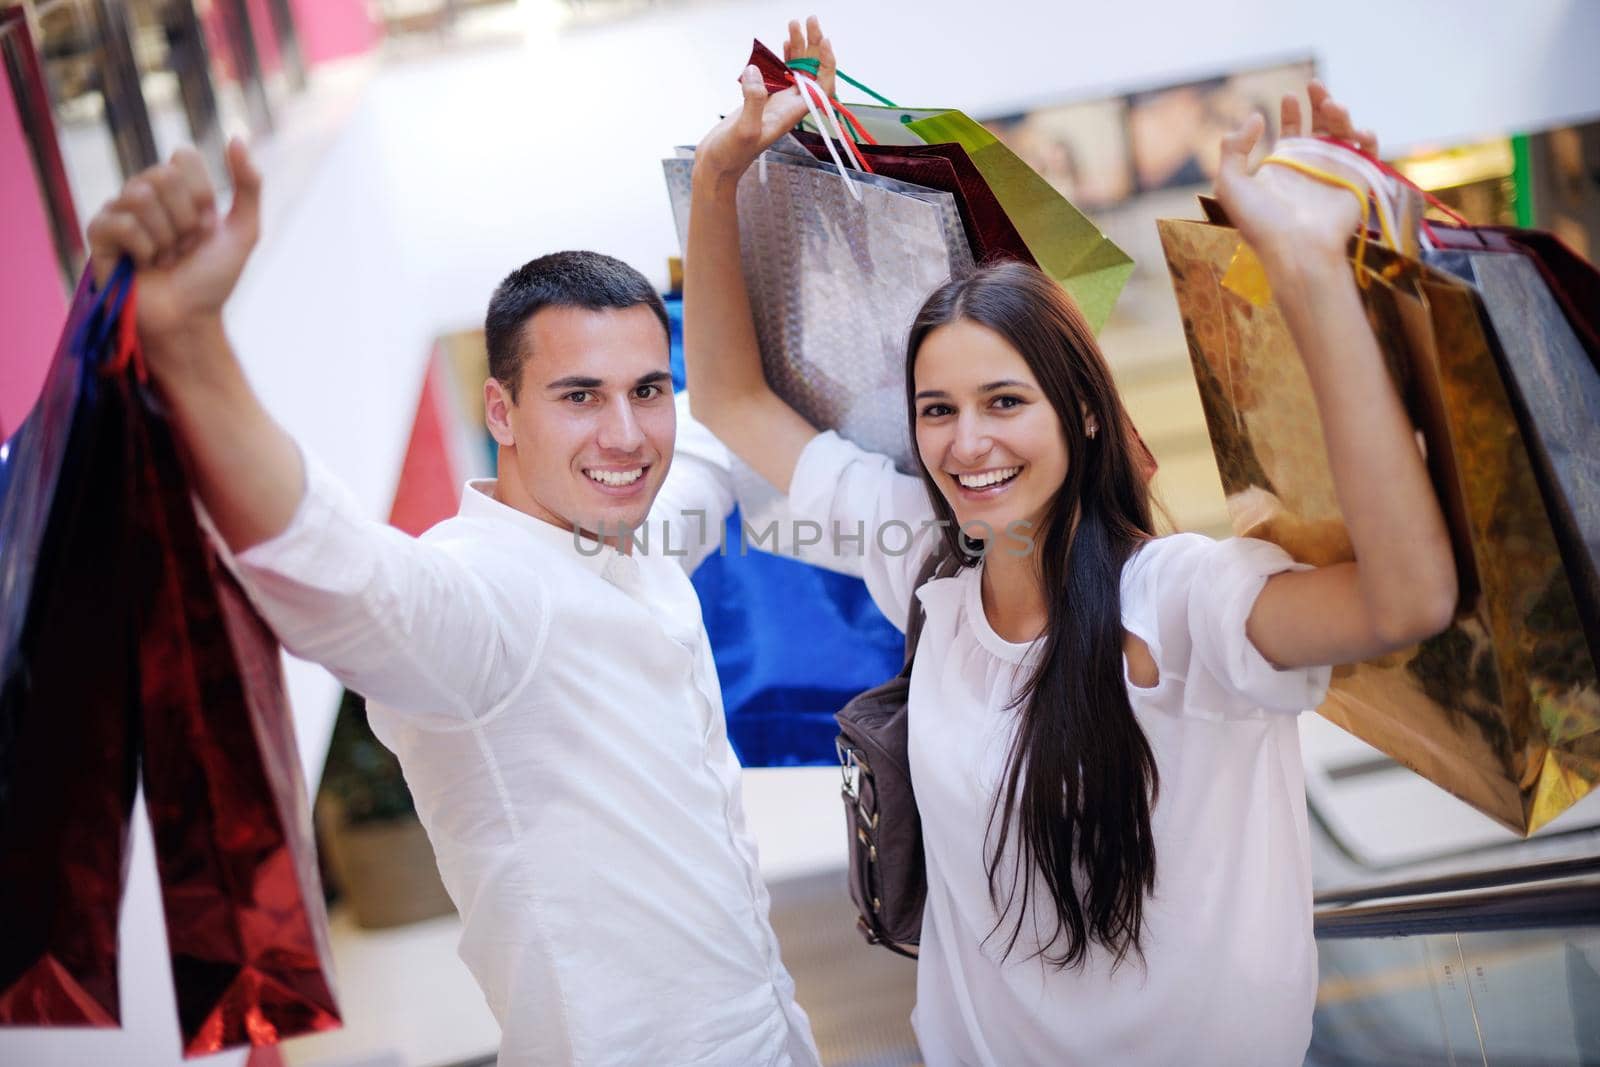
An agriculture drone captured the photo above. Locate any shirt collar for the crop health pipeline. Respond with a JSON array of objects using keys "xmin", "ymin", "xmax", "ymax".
[{"xmin": 459, "ymin": 478, "xmax": 620, "ymax": 577}]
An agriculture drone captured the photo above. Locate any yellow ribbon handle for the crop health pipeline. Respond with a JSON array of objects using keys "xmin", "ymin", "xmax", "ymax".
[
  {"xmin": 1219, "ymin": 154, "xmax": 1384, "ymax": 306},
  {"xmin": 1259, "ymin": 154, "xmax": 1388, "ymax": 286}
]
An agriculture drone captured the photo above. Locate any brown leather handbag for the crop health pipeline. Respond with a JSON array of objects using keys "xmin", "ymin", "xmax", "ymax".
[{"xmin": 835, "ymin": 551, "xmax": 959, "ymax": 957}]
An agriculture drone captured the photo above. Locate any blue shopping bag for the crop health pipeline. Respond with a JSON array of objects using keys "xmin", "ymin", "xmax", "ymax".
[{"xmin": 666, "ymin": 295, "xmax": 903, "ymax": 766}]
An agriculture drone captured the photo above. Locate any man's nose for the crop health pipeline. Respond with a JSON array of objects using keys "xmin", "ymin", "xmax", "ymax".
[{"xmin": 596, "ymin": 395, "xmax": 645, "ymax": 453}]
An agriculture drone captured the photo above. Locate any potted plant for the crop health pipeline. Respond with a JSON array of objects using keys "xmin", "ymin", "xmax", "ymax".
[{"xmin": 316, "ymin": 689, "xmax": 456, "ymax": 928}]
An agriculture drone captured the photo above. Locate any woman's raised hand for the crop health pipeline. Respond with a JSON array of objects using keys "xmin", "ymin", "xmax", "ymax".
[
  {"xmin": 1213, "ymin": 81, "xmax": 1377, "ymax": 271},
  {"xmin": 1281, "ymin": 81, "xmax": 1376, "ymax": 154},
  {"xmin": 692, "ymin": 16, "xmax": 838, "ymax": 193}
]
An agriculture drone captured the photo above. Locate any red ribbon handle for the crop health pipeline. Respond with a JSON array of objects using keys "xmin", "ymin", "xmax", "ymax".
[
  {"xmin": 745, "ymin": 39, "xmax": 877, "ymax": 174},
  {"xmin": 103, "ymin": 276, "xmax": 148, "ymax": 383}
]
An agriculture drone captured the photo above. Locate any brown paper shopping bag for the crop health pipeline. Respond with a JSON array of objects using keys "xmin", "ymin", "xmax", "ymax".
[{"xmin": 1158, "ymin": 212, "xmax": 1599, "ymax": 834}]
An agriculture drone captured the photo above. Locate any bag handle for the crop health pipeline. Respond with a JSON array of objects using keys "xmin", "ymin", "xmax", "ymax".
[
  {"xmin": 901, "ymin": 549, "xmax": 961, "ymax": 671},
  {"xmin": 1282, "ymin": 136, "xmax": 1475, "ymax": 253},
  {"xmin": 1224, "ymin": 140, "xmax": 1427, "ymax": 305},
  {"xmin": 1312, "ymin": 134, "xmax": 1472, "ymax": 245},
  {"xmin": 1257, "ymin": 153, "xmax": 1383, "ymax": 287},
  {"xmin": 785, "ymin": 55, "xmax": 897, "ymax": 150},
  {"xmin": 72, "ymin": 257, "xmax": 135, "ymax": 367},
  {"xmin": 1276, "ymin": 141, "xmax": 1402, "ymax": 247},
  {"xmin": 787, "ymin": 56, "xmax": 899, "ymax": 111},
  {"xmin": 786, "ymin": 69, "xmax": 868, "ymax": 201},
  {"xmin": 741, "ymin": 39, "xmax": 878, "ymax": 197},
  {"xmin": 104, "ymin": 271, "xmax": 146, "ymax": 381}
]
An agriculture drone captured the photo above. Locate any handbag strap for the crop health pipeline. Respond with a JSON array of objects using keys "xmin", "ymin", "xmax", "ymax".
[{"xmin": 900, "ymin": 548, "xmax": 961, "ymax": 673}]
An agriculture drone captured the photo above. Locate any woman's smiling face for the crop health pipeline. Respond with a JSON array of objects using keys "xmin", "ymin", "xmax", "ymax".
[{"xmin": 911, "ymin": 318, "xmax": 1075, "ymax": 543}]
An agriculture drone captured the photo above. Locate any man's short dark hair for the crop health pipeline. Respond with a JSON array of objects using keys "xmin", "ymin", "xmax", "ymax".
[{"xmin": 485, "ymin": 251, "xmax": 670, "ymax": 401}]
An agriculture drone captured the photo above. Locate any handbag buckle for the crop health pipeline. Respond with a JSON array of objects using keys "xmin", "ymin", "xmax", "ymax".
[{"xmin": 837, "ymin": 741, "xmax": 865, "ymax": 801}]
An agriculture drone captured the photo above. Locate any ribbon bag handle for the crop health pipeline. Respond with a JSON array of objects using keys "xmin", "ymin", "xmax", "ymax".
[
  {"xmin": 104, "ymin": 272, "xmax": 146, "ymax": 382},
  {"xmin": 1271, "ymin": 138, "xmax": 1403, "ymax": 250},
  {"xmin": 785, "ymin": 55, "xmax": 897, "ymax": 148},
  {"xmin": 787, "ymin": 70, "xmax": 866, "ymax": 202},
  {"xmin": 1257, "ymin": 153, "xmax": 1381, "ymax": 287},
  {"xmin": 69, "ymin": 256, "xmax": 147, "ymax": 382},
  {"xmin": 1222, "ymin": 148, "xmax": 1387, "ymax": 306},
  {"xmin": 787, "ymin": 57, "xmax": 898, "ymax": 110},
  {"xmin": 72, "ymin": 257, "xmax": 135, "ymax": 368},
  {"xmin": 1312, "ymin": 134, "xmax": 1472, "ymax": 244}
]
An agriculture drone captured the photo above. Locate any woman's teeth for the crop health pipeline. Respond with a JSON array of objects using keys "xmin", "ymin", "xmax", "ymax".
[
  {"xmin": 955, "ymin": 467, "xmax": 1020, "ymax": 489},
  {"xmin": 586, "ymin": 468, "xmax": 643, "ymax": 487}
]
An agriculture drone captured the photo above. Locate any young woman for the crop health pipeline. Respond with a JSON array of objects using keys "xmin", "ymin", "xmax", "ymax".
[{"xmin": 685, "ymin": 19, "xmax": 1457, "ymax": 1066}]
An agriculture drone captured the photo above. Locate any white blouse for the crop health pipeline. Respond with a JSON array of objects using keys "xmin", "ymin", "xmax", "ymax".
[{"xmin": 790, "ymin": 431, "xmax": 1331, "ymax": 1067}]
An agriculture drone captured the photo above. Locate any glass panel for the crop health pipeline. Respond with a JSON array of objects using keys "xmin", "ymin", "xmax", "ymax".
[
  {"xmin": 193, "ymin": 0, "xmax": 268, "ymax": 136},
  {"xmin": 0, "ymin": 10, "xmax": 76, "ymax": 433},
  {"xmin": 243, "ymin": 0, "xmax": 281, "ymax": 77},
  {"xmin": 126, "ymin": 0, "xmax": 239, "ymax": 187},
  {"xmin": 375, "ymin": 0, "xmax": 520, "ymax": 41},
  {"xmin": 243, "ymin": 0, "xmax": 300, "ymax": 112},
  {"xmin": 1, "ymin": 5, "xmax": 81, "ymax": 281},
  {"xmin": 33, "ymin": 0, "xmax": 143, "ymax": 219},
  {"xmin": 1312, "ymin": 927, "xmax": 1600, "ymax": 1066}
]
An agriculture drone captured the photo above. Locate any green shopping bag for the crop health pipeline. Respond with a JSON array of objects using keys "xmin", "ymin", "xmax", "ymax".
[{"xmin": 905, "ymin": 108, "xmax": 1133, "ymax": 332}]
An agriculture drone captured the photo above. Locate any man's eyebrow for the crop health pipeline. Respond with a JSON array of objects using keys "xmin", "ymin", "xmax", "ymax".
[
  {"xmin": 545, "ymin": 376, "xmax": 604, "ymax": 390},
  {"xmin": 634, "ymin": 370, "xmax": 672, "ymax": 387}
]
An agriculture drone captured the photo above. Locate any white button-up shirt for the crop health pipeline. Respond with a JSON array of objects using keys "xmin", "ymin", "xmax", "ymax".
[
  {"xmin": 234, "ymin": 416, "xmax": 819, "ymax": 1067},
  {"xmin": 790, "ymin": 431, "xmax": 1330, "ymax": 1067}
]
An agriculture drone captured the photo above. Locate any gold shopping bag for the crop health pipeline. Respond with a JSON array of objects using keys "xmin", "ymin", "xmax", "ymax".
[{"xmin": 1157, "ymin": 210, "xmax": 1600, "ymax": 834}]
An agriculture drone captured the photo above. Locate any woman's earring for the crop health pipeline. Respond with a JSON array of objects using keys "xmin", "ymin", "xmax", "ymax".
[{"xmin": 1086, "ymin": 423, "xmax": 1098, "ymax": 440}]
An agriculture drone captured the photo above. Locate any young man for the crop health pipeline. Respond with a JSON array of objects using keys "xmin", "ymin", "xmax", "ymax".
[{"xmin": 85, "ymin": 140, "xmax": 819, "ymax": 1066}]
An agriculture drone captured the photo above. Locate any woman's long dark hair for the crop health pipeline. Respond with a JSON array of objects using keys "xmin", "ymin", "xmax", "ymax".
[{"xmin": 905, "ymin": 260, "xmax": 1159, "ymax": 970}]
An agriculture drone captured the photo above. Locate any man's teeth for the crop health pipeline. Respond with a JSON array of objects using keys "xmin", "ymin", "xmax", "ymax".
[
  {"xmin": 956, "ymin": 467, "xmax": 1020, "ymax": 489},
  {"xmin": 586, "ymin": 468, "xmax": 643, "ymax": 487}
]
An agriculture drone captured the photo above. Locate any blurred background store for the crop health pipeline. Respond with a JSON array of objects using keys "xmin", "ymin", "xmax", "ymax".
[{"xmin": 3, "ymin": 1, "xmax": 1599, "ymax": 1064}]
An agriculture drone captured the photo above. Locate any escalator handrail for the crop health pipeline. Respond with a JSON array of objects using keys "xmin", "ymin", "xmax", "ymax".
[
  {"xmin": 1315, "ymin": 853, "xmax": 1600, "ymax": 907},
  {"xmin": 1314, "ymin": 877, "xmax": 1600, "ymax": 939}
]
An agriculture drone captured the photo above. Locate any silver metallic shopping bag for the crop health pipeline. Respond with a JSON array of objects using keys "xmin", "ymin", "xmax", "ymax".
[{"xmin": 663, "ymin": 150, "xmax": 973, "ymax": 472}]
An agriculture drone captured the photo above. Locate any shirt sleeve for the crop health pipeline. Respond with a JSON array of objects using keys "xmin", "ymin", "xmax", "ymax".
[
  {"xmin": 648, "ymin": 393, "xmax": 738, "ymax": 574},
  {"xmin": 1123, "ymin": 532, "xmax": 1331, "ymax": 717},
  {"xmin": 233, "ymin": 451, "xmax": 545, "ymax": 728},
  {"xmin": 787, "ymin": 430, "xmax": 940, "ymax": 633}
]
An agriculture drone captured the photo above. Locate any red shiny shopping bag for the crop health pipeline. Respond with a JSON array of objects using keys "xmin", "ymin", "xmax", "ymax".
[
  {"xmin": 1, "ymin": 266, "xmax": 339, "ymax": 1053},
  {"xmin": 0, "ymin": 268, "xmax": 140, "ymax": 1027},
  {"xmin": 126, "ymin": 293, "xmax": 340, "ymax": 1055}
]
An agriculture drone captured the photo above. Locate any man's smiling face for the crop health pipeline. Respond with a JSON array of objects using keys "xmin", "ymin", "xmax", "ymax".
[{"xmin": 486, "ymin": 303, "xmax": 675, "ymax": 545}]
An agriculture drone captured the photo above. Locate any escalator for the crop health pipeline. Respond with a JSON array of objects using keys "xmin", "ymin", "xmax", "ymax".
[
  {"xmin": 1311, "ymin": 852, "xmax": 1600, "ymax": 1065},
  {"xmin": 1305, "ymin": 744, "xmax": 1600, "ymax": 1067}
]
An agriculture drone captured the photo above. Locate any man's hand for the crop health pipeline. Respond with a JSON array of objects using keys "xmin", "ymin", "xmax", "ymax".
[
  {"xmin": 85, "ymin": 138, "xmax": 261, "ymax": 358},
  {"xmin": 692, "ymin": 16, "xmax": 837, "ymax": 196}
]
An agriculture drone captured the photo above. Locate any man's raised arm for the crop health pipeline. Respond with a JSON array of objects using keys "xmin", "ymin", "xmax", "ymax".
[
  {"xmin": 87, "ymin": 139, "xmax": 301, "ymax": 550},
  {"xmin": 85, "ymin": 140, "xmax": 540, "ymax": 723}
]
